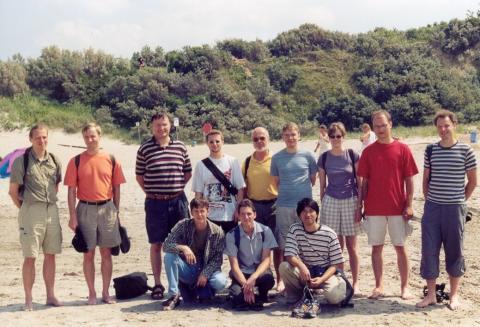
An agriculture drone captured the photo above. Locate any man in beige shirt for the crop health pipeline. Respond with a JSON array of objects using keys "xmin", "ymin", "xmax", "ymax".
[{"xmin": 9, "ymin": 124, "xmax": 62, "ymax": 311}]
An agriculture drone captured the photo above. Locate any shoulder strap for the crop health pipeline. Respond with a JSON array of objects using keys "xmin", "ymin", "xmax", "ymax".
[
  {"xmin": 244, "ymin": 155, "xmax": 251, "ymax": 179},
  {"xmin": 426, "ymin": 144, "xmax": 434, "ymax": 183},
  {"xmin": 348, "ymin": 149, "xmax": 356, "ymax": 182},
  {"xmin": 201, "ymin": 158, "xmax": 238, "ymax": 196},
  {"xmin": 234, "ymin": 225, "xmax": 241, "ymax": 249},
  {"xmin": 110, "ymin": 154, "xmax": 116, "ymax": 176},
  {"xmin": 22, "ymin": 147, "xmax": 32, "ymax": 185},
  {"xmin": 321, "ymin": 152, "xmax": 328, "ymax": 172}
]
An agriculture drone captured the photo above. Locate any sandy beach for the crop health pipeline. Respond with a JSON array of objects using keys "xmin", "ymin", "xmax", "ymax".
[{"xmin": 0, "ymin": 129, "xmax": 479, "ymax": 327}]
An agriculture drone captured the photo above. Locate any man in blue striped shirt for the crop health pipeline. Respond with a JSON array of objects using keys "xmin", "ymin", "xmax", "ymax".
[
  {"xmin": 136, "ymin": 111, "xmax": 192, "ymax": 300},
  {"xmin": 416, "ymin": 109, "xmax": 477, "ymax": 310}
]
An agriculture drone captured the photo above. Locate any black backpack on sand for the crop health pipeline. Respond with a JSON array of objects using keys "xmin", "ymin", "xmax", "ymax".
[{"xmin": 113, "ymin": 272, "xmax": 152, "ymax": 300}]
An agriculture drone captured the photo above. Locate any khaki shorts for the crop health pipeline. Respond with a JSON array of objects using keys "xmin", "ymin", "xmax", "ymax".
[
  {"xmin": 76, "ymin": 201, "xmax": 120, "ymax": 250},
  {"xmin": 18, "ymin": 202, "xmax": 62, "ymax": 258},
  {"xmin": 275, "ymin": 207, "xmax": 301, "ymax": 250},
  {"xmin": 362, "ymin": 215, "xmax": 413, "ymax": 246}
]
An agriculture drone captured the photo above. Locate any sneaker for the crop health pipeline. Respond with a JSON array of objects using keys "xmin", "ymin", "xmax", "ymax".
[
  {"xmin": 162, "ymin": 294, "xmax": 181, "ymax": 311},
  {"xmin": 303, "ymin": 299, "xmax": 320, "ymax": 318}
]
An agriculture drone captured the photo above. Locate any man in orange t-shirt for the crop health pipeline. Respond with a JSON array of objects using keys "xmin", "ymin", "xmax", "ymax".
[{"xmin": 64, "ymin": 123, "xmax": 126, "ymax": 305}]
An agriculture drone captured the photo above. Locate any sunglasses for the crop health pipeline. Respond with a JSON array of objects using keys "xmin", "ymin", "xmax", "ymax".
[
  {"xmin": 253, "ymin": 136, "xmax": 266, "ymax": 142},
  {"xmin": 329, "ymin": 134, "xmax": 343, "ymax": 139}
]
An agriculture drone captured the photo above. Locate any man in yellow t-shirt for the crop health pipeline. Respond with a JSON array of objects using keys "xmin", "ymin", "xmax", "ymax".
[{"xmin": 242, "ymin": 127, "xmax": 283, "ymax": 293}]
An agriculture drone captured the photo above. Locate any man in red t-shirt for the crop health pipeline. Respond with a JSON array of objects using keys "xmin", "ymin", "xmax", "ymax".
[{"xmin": 357, "ymin": 110, "xmax": 418, "ymax": 300}]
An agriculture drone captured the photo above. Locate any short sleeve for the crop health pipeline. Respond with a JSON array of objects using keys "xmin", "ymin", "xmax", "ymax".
[
  {"xmin": 307, "ymin": 152, "xmax": 318, "ymax": 175},
  {"xmin": 423, "ymin": 146, "xmax": 431, "ymax": 169},
  {"xmin": 63, "ymin": 158, "xmax": 78, "ymax": 187},
  {"xmin": 262, "ymin": 227, "xmax": 278, "ymax": 250},
  {"xmin": 135, "ymin": 147, "xmax": 146, "ymax": 176},
  {"xmin": 270, "ymin": 155, "xmax": 279, "ymax": 177},
  {"xmin": 465, "ymin": 146, "xmax": 477, "ymax": 171},
  {"xmin": 112, "ymin": 160, "xmax": 126, "ymax": 185},
  {"xmin": 402, "ymin": 145, "xmax": 419, "ymax": 177},
  {"xmin": 9, "ymin": 156, "xmax": 24, "ymax": 185},
  {"xmin": 223, "ymin": 231, "xmax": 238, "ymax": 257}
]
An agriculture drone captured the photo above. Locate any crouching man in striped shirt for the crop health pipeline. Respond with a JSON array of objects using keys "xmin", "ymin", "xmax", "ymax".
[
  {"xmin": 416, "ymin": 110, "xmax": 477, "ymax": 310},
  {"xmin": 279, "ymin": 198, "xmax": 347, "ymax": 305}
]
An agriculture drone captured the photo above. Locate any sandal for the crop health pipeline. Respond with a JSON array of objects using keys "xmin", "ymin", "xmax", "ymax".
[
  {"xmin": 162, "ymin": 294, "xmax": 181, "ymax": 311},
  {"xmin": 151, "ymin": 284, "xmax": 165, "ymax": 300}
]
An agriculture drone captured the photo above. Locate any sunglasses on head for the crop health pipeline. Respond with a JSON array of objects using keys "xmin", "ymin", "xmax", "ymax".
[
  {"xmin": 329, "ymin": 134, "xmax": 342, "ymax": 139},
  {"xmin": 253, "ymin": 136, "xmax": 266, "ymax": 142}
]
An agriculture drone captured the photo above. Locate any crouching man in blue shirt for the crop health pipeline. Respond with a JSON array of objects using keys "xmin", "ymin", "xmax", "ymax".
[{"xmin": 225, "ymin": 199, "xmax": 278, "ymax": 310}]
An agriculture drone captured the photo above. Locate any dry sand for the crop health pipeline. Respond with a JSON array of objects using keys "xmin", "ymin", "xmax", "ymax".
[{"xmin": 0, "ymin": 130, "xmax": 479, "ymax": 327}]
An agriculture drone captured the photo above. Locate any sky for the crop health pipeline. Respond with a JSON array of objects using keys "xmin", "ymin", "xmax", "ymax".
[{"xmin": 0, "ymin": 0, "xmax": 478, "ymax": 60}]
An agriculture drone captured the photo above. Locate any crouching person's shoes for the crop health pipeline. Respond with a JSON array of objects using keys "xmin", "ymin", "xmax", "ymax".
[{"xmin": 162, "ymin": 294, "xmax": 181, "ymax": 311}]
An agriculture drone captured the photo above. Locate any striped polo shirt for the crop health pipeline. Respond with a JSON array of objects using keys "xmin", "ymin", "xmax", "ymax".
[
  {"xmin": 136, "ymin": 138, "xmax": 192, "ymax": 195},
  {"xmin": 424, "ymin": 142, "xmax": 476, "ymax": 204},
  {"xmin": 284, "ymin": 223, "xmax": 344, "ymax": 268}
]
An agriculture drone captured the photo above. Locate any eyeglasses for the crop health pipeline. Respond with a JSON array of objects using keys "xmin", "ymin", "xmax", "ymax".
[
  {"xmin": 329, "ymin": 134, "xmax": 343, "ymax": 139},
  {"xmin": 253, "ymin": 136, "xmax": 266, "ymax": 142}
]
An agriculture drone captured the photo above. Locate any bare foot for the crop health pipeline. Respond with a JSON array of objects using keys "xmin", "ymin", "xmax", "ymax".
[
  {"xmin": 276, "ymin": 280, "xmax": 285, "ymax": 295},
  {"xmin": 101, "ymin": 295, "xmax": 116, "ymax": 304},
  {"xmin": 46, "ymin": 297, "xmax": 63, "ymax": 307},
  {"xmin": 368, "ymin": 288, "xmax": 384, "ymax": 299},
  {"xmin": 416, "ymin": 295, "xmax": 436, "ymax": 308},
  {"xmin": 353, "ymin": 287, "xmax": 362, "ymax": 298},
  {"xmin": 448, "ymin": 295, "xmax": 461, "ymax": 310},
  {"xmin": 401, "ymin": 288, "xmax": 414, "ymax": 300},
  {"xmin": 23, "ymin": 302, "xmax": 33, "ymax": 311},
  {"xmin": 87, "ymin": 294, "xmax": 97, "ymax": 305}
]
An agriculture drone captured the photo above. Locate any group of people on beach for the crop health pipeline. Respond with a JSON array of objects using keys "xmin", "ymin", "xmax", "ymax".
[{"xmin": 8, "ymin": 108, "xmax": 476, "ymax": 314}]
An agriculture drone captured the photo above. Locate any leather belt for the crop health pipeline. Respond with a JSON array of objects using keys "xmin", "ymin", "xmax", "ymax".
[
  {"xmin": 251, "ymin": 198, "xmax": 277, "ymax": 204},
  {"xmin": 146, "ymin": 192, "xmax": 183, "ymax": 201},
  {"xmin": 79, "ymin": 199, "xmax": 111, "ymax": 205}
]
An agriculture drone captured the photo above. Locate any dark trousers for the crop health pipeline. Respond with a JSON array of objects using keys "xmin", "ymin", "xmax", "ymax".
[{"xmin": 229, "ymin": 270, "xmax": 275, "ymax": 305}]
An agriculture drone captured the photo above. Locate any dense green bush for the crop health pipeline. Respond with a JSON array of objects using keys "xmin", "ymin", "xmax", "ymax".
[{"xmin": 0, "ymin": 61, "xmax": 29, "ymax": 96}]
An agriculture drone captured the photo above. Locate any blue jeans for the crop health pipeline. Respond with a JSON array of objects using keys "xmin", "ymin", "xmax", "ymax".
[{"xmin": 164, "ymin": 252, "xmax": 227, "ymax": 298}]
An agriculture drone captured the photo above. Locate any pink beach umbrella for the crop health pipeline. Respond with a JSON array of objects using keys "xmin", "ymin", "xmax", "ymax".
[{"xmin": 0, "ymin": 148, "xmax": 27, "ymax": 178}]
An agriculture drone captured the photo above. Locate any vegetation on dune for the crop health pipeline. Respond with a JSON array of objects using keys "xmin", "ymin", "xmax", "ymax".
[{"xmin": 2, "ymin": 12, "xmax": 480, "ymax": 143}]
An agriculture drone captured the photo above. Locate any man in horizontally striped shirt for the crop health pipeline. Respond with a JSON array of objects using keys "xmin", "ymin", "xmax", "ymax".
[
  {"xmin": 279, "ymin": 198, "xmax": 347, "ymax": 305},
  {"xmin": 416, "ymin": 110, "xmax": 477, "ymax": 310},
  {"xmin": 136, "ymin": 111, "xmax": 192, "ymax": 300}
]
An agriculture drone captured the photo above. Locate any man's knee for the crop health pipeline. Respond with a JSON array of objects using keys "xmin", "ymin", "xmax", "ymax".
[
  {"xmin": 208, "ymin": 272, "xmax": 227, "ymax": 291},
  {"xmin": 83, "ymin": 250, "xmax": 95, "ymax": 262},
  {"xmin": 163, "ymin": 252, "xmax": 179, "ymax": 266},
  {"xmin": 151, "ymin": 243, "xmax": 162, "ymax": 253}
]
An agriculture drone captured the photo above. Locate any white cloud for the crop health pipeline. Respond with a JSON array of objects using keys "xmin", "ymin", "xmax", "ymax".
[{"xmin": 36, "ymin": 20, "xmax": 144, "ymax": 57}]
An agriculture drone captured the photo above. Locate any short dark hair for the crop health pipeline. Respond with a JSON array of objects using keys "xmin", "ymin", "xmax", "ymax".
[
  {"xmin": 433, "ymin": 109, "xmax": 458, "ymax": 126},
  {"xmin": 29, "ymin": 123, "xmax": 49, "ymax": 139},
  {"xmin": 190, "ymin": 198, "xmax": 209, "ymax": 210},
  {"xmin": 150, "ymin": 110, "xmax": 173, "ymax": 123},
  {"xmin": 296, "ymin": 198, "xmax": 320, "ymax": 217},
  {"xmin": 237, "ymin": 198, "xmax": 256, "ymax": 214},
  {"xmin": 205, "ymin": 129, "xmax": 224, "ymax": 142}
]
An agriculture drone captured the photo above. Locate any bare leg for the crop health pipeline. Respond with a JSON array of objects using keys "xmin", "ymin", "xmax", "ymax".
[
  {"xmin": 43, "ymin": 254, "xmax": 62, "ymax": 306},
  {"xmin": 416, "ymin": 279, "xmax": 437, "ymax": 308},
  {"xmin": 99, "ymin": 248, "xmax": 115, "ymax": 304},
  {"xmin": 394, "ymin": 245, "xmax": 413, "ymax": 299},
  {"xmin": 276, "ymin": 249, "xmax": 285, "ymax": 293},
  {"xmin": 83, "ymin": 249, "xmax": 97, "ymax": 305},
  {"xmin": 369, "ymin": 245, "xmax": 384, "ymax": 299},
  {"xmin": 22, "ymin": 257, "xmax": 36, "ymax": 310},
  {"xmin": 448, "ymin": 276, "xmax": 462, "ymax": 310},
  {"xmin": 346, "ymin": 236, "xmax": 359, "ymax": 293},
  {"xmin": 150, "ymin": 243, "xmax": 163, "ymax": 286},
  {"xmin": 337, "ymin": 235, "xmax": 345, "ymax": 271}
]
